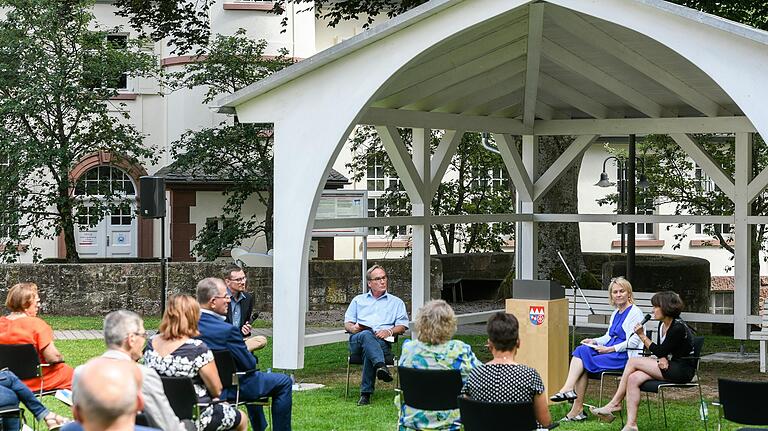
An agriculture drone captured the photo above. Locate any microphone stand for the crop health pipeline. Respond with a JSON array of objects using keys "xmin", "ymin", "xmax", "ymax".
[{"xmin": 557, "ymin": 250, "xmax": 596, "ymax": 353}]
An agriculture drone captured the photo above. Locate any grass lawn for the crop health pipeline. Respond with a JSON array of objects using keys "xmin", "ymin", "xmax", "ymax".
[{"xmin": 28, "ymin": 333, "xmax": 762, "ymax": 430}]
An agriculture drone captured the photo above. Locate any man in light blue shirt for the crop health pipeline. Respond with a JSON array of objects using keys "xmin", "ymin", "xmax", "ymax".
[{"xmin": 344, "ymin": 265, "xmax": 409, "ymax": 406}]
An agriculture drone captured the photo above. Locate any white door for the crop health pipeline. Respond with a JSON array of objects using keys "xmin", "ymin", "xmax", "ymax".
[
  {"xmin": 106, "ymin": 204, "xmax": 137, "ymax": 257},
  {"xmin": 75, "ymin": 203, "xmax": 138, "ymax": 258}
]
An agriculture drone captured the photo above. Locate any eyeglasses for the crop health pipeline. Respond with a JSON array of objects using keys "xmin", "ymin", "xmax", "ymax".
[
  {"xmin": 131, "ymin": 331, "xmax": 147, "ymax": 338},
  {"xmin": 368, "ymin": 276, "xmax": 387, "ymax": 282},
  {"xmin": 229, "ymin": 276, "xmax": 247, "ymax": 283},
  {"xmin": 214, "ymin": 294, "xmax": 232, "ymax": 300}
]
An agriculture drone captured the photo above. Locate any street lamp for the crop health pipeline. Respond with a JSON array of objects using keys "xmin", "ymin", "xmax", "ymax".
[{"xmin": 595, "ymin": 154, "xmax": 650, "ymax": 281}]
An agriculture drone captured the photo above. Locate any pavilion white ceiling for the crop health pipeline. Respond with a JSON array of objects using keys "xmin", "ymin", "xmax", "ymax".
[{"xmin": 369, "ymin": 2, "xmax": 742, "ymax": 121}]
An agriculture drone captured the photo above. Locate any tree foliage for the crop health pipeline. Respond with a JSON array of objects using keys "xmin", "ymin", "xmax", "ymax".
[
  {"xmin": 0, "ymin": 0, "xmax": 158, "ymax": 262},
  {"xmin": 346, "ymin": 127, "xmax": 515, "ymax": 254},
  {"xmin": 599, "ymin": 134, "xmax": 768, "ymax": 311},
  {"xmin": 169, "ymin": 30, "xmax": 293, "ymax": 260}
]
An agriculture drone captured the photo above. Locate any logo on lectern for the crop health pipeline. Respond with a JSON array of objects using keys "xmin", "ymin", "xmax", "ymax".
[{"xmin": 529, "ymin": 306, "xmax": 545, "ymax": 326}]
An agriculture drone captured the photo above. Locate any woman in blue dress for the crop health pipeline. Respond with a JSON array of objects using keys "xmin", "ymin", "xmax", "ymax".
[{"xmin": 550, "ymin": 277, "xmax": 645, "ymax": 422}]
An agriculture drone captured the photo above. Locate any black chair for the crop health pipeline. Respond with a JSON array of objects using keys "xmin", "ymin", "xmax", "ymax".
[
  {"xmin": 0, "ymin": 345, "xmax": 58, "ymax": 398},
  {"xmin": 159, "ymin": 376, "xmax": 199, "ymax": 421},
  {"xmin": 0, "ymin": 406, "xmax": 23, "ymax": 431},
  {"xmin": 397, "ymin": 367, "xmax": 462, "ymax": 411},
  {"xmin": 344, "ymin": 338, "xmax": 398, "ymax": 398},
  {"xmin": 211, "ymin": 350, "xmax": 270, "ymax": 411},
  {"xmin": 713, "ymin": 378, "xmax": 768, "ymax": 431},
  {"xmin": 639, "ymin": 336, "xmax": 707, "ymax": 430},
  {"xmin": 458, "ymin": 397, "xmax": 559, "ymax": 431}
]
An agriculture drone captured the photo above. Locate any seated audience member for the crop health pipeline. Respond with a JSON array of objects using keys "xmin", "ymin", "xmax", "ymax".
[
  {"xmin": 96, "ymin": 310, "xmax": 189, "ymax": 431},
  {"xmin": 222, "ymin": 265, "xmax": 267, "ymax": 352},
  {"xmin": 63, "ymin": 358, "xmax": 158, "ymax": 431},
  {"xmin": 591, "ymin": 291, "xmax": 695, "ymax": 431},
  {"xmin": 143, "ymin": 295, "xmax": 246, "ymax": 431},
  {"xmin": 461, "ymin": 312, "xmax": 553, "ymax": 428},
  {"xmin": 0, "ymin": 282, "xmax": 74, "ymax": 391},
  {"xmin": 196, "ymin": 278, "xmax": 292, "ymax": 431},
  {"xmin": 551, "ymin": 277, "xmax": 645, "ymax": 422},
  {"xmin": 397, "ymin": 300, "xmax": 480, "ymax": 430},
  {"xmin": 344, "ymin": 265, "xmax": 409, "ymax": 406},
  {"xmin": 0, "ymin": 369, "xmax": 69, "ymax": 430}
]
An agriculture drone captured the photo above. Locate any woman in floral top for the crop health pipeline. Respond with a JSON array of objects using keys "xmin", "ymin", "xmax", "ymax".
[
  {"xmin": 397, "ymin": 300, "xmax": 480, "ymax": 430},
  {"xmin": 143, "ymin": 295, "xmax": 246, "ymax": 431}
]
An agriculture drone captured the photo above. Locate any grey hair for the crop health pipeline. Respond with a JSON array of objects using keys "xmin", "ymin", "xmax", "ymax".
[
  {"xmin": 366, "ymin": 265, "xmax": 386, "ymax": 280},
  {"xmin": 197, "ymin": 277, "xmax": 223, "ymax": 304},
  {"xmin": 73, "ymin": 361, "xmax": 137, "ymax": 426},
  {"xmin": 103, "ymin": 310, "xmax": 142, "ymax": 348}
]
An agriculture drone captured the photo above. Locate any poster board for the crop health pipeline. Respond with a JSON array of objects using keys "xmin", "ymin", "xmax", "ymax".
[{"xmin": 312, "ymin": 190, "xmax": 368, "ymax": 237}]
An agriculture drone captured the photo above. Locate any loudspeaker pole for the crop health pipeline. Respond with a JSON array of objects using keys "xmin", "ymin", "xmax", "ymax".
[{"xmin": 160, "ymin": 215, "xmax": 166, "ymax": 313}]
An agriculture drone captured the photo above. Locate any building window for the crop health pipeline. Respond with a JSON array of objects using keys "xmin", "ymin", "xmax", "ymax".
[
  {"xmin": 471, "ymin": 167, "xmax": 509, "ymax": 191},
  {"xmin": 694, "ymin": 166, "xmax": 731, "ymax": 236},
  {"xmin": 74, "ymin": 166, "xmax": 136, "ymax": 196},
  {"xmin": 366, "ymin": 155, "xmax": 406, "ymax": 237},
  {"xmin": 615, "ymin": 166, "xmax": 655, "ymax": 237},
  {"xmin": 106, "ymin": 34, "xmax": 129, "ymax": 90},
  {"xmin": 711, "ymin": 291, "xmax": 734, "ymax": 315}
]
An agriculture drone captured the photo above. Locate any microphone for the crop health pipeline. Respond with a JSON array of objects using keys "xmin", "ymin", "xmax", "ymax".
[{"xmin": 641, "ymin": 314, "xmax": 652, "ymax": 325}]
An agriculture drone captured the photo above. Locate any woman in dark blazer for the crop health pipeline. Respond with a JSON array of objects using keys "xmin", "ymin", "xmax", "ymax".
[{"xmin": 590, "ymin": 291, "xmax": 695, "ymax": 431}]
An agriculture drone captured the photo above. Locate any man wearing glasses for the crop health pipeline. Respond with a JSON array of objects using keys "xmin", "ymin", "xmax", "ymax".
[
  {"xmin": 344, "ymin": 265, "xmax": 409, "ymax": 406},
  {"xmin": 224, "ymin": 264, "xmax": 268, "ymax": 351}
]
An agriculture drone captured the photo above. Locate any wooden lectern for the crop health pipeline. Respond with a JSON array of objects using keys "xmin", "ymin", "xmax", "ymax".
[{"xmin": 506, "ymin": 280, "xmax": 568, "ymax": 402}]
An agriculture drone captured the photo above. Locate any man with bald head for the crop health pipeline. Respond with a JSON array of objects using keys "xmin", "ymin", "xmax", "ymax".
[{"xmin": 63, "ymin": 358, "xmax": 158, "ymax": 431}]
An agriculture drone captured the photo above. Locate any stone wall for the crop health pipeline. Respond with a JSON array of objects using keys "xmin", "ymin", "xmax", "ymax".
[{"xmin": 0, "ymin": 259, "xmax": 442, "ymax": 316}]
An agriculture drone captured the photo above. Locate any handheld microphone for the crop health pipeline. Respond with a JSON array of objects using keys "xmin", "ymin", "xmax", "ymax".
[{"xmin": 641, "ymin": 314, "xmax": 652, "ymax": 325}]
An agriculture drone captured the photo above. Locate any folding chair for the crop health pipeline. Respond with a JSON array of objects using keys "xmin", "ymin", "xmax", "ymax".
[
  {"xmin": 397, "ymin": 367, "xmax": 462, "ymax": 413},
  {"xmin": 458, "ymin": 397, "xmax": 559, "ymax": 431},
  {"xmin": 159, "ymin": 376, "xmax": 199, "ymax": 421},
  {"xmin": 211, "ymin": 350, "xmax": 270, "ymax": 426},
  {"xmin": 344, "ymin": 337, "xmax": 398, "ymax": 398},
  {"xmin": 713, "ymin": 378, "xmax": 768, "ymax": 431},
  {"xmin": 639, "ymin": 336, "xmax": 707, "ymax": 430},
  {"xmin": 0, "ymin": 406, "xmax": 24, "ymax": 431},
  {"xmin": 0, "ymin": 345, "xmax": 57, "ymax": 399}
]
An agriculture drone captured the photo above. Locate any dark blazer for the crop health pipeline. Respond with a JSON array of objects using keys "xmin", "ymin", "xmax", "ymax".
[
  {"xmin": 198, "ymin": 311, "xmax": 257, "ymax": 372},
  {"xmin": 225, "ymin": 290, "xmax": 255, "ymax": 333}
]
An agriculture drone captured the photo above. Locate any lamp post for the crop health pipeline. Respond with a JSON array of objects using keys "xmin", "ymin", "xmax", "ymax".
[{"xmin": 596, "ymin": 145, "xmax": 649, "ymax": 281}]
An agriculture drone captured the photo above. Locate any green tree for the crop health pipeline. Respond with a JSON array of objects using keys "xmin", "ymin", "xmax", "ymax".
[
  {"xmin": 0, "ymin": 0, "xmax": 158, "ymax": 262},
  {"xmin": 599, "ymin": 134, "xmax": 767, "ymax": 313},
  {"xmin": 347, "ymin": 127, "xmax": 515, "ymax": 254},
  {"xmin": 169, "ymin": 29, "xmax": 293, "ymax": 260}
]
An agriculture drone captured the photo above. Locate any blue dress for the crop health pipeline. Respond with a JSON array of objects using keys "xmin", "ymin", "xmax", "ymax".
[{"xmin": 572, "ymin": 307, "xmax": 630, "ymax": 373}]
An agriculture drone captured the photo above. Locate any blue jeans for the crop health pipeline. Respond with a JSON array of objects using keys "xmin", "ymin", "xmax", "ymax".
[
  {"xmin": 349, "ymin": 331, "xmax": 392, "ymax": 395},
  {"xmin": 0, "ymin": 370, "xmax": 49, "ymax": 430},
  {"xmin": 222, "ymin": 370, "xmax": 293, "ymax": 431}
]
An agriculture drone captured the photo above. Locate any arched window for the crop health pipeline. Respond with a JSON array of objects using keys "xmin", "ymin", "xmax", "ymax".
[{"xmin": 74, "ymin": 166, "xmax": 136, "ymax": 196}]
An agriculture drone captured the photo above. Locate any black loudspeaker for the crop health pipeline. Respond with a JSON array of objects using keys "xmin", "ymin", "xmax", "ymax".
[{"xmin": 139, "ymin": 176, "xmax": 166, "ymax": 218}]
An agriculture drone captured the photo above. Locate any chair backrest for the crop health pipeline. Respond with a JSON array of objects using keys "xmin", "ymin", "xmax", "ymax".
[
  {"xmin": 159, "ymin": 376, "xmax": 197, "ymax": 420},
  {"xmin": 0, "ymin": 344, "xmax": 40, "ymax": 379},
  {"xmin": 397, "ymin": 367, "xmax": 463, "ymax": 411},
  {"xmin": 690, "ymin": 336, "xmax": 705, "ymax": 371},
  {"xmin": 212, "ymin": 350, "xmax": 237, "ymax": 389},
  {"xmin": 458, "ymin": 397, "xmax": 538, "ymax": 431},
  {"xmin": 718, "ymin": 378, "xmax": 768, "ymax": 426}
]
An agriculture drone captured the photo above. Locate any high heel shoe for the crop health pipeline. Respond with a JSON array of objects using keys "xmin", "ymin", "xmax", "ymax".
[{"xmin": 589, "ymin": 405, "xmax": 619, "ymax": 423}]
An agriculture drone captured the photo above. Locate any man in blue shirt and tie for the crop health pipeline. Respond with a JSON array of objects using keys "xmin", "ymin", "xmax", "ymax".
[{"xmin": 344, "ymin": 265, "xmax": 409, "ymax": 406}]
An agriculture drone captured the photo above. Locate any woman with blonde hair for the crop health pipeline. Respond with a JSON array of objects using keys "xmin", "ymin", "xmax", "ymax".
[
  {"xmin": 550, "ymin": 277, "xmax": 645, "ymax": 422},
  {"xmin": 397, "ymin": 299, "xmax": 480, "ymax": 430},
  {"xmin": 143, "ymin": 295, "xmax": 246, "ymax": 431}
]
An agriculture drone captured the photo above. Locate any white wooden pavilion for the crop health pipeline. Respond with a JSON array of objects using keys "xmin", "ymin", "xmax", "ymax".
[{"xmin": 216, "ymin": 0, "xmax": 768, "ymax": 369}]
